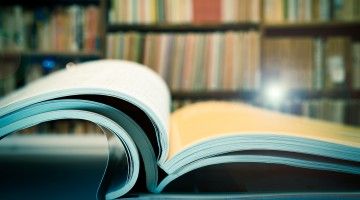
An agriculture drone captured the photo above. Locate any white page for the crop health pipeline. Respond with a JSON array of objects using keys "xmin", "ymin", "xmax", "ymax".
[{"xmin": 0, "ymin": 60, "xmax": 171, "ymax": 162}]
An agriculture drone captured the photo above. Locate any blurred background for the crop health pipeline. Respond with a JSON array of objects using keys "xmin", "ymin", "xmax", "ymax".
[
  {"xmin": 1, "ymin": 0, "xmax": 359, "ymax": 130},
  {"xmin": 0, "ymin": 0, "xmax": 359, "ymax": 198}
]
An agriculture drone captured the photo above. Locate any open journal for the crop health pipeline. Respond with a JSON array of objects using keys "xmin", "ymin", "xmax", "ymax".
[{"xmin": 0, "ymin": 60, "xmax": 359, "ymax": 199}]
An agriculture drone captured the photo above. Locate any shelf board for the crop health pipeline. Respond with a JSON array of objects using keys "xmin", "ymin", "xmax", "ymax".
[
  {"xmin": 107, "ymin": 23, "xmax": 260, "ymax": 33},
  {"xmin": 171, "ymin": 90, "xmax": 360, "ymax": 100},
  {"xmin": 0, "ymin": 51, "xmax": 102, "ymax": 59},
  {"xmin": 264, "ymin": 21, "xmax": 360, "ymax": 37},
  {"xmin": 172, "ymin": 90, "xmax": 256, "ymax": 100}
]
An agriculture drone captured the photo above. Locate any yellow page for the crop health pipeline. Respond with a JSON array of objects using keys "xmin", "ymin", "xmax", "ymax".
[{"xmin": 168, "ymin": 101, "xmax": 360, "ymax": 159}]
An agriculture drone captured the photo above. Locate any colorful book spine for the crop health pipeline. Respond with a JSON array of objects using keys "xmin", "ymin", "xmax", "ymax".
[
  {"xmin": 0, "ymin": 5, "xmax": 99, "ymax": 52},
  {"xmin": 263, "ymin": 37, "xmax": 356, "ymax": 90},
  {"xmin": 109, "ymin": 0, "xmax": 260, "ymax": 24},
  {"xmin": 264, "ymin": 0, "xmax": 359, "ymax": 23},
  {"xmin": 106, "ymin": 31, "xmax": 260, "ymax": 91}
]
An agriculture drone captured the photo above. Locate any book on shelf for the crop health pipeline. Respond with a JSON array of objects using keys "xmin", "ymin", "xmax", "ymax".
[
  {"xmin": 263, "ymin": 37, "xmax": 358, "ymax": 90},
  {"xmin": 1, "ymin": 60, "xmax": 359, "ymax": 199},
  {"xmin": 302, "ymin": 99, "xmax": 360, "ymax": 125},
  {"xmin": 108, "ymin": 0, "xmax": 260, "ymax": 24},
  {"xmin": 353, "ymin": 42, "xmax": 360, "ymax": 89},
  {"xmin": 263, "ymin": 37, "xmax": 315, "ymax": 90},
  {"xmin": 107, "ymin": 31, "xmax": 260, "ymax": 91},
  {"xmin": 0, "ymin": 5, "xmax": 99, "ymax": 52},
  {"xmin": 172, "ymin": 98, "xmax": 360, "ymax": 126},
  {"xmin": 324, "ymin": 37, "xmax": 351, "ymax": 89},
  {"xmin": 264, "ymin": 0, "xmax": 360, "ymax": 23},
  {"xmin": 0, "ymin": 57, "xmax": 19, "ymax": 96}
]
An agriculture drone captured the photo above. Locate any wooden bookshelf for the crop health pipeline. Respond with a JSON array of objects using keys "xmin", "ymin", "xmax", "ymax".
[
  {"xmin": 171, "ymin": 90, "xmax": 257, "ymax": 101},
  {"xmin": 0, "ymin": 51, "xmax": 102, "ymax": 59},
  {"xmin": 0, "ymin": 0, "xmax": 358, "ymax": 125},
  {"xmin": 0, "ymin": 1, "xmax": 104, "ymax": 97},
  {"xmin": 2, "ymin": 0, "xmax": 360, "ymax": 111},
  {"xmin": 171, "ymin": 90, "xmax": 360, "ymax": 100},
  {"xmin": 0, "ymin": 51, "xmax": 101, "ymax": 65},
  {"xmin": 0, "ymin": 0, "xmax": 103, "ymax": 59},
  {"xmin": 264, "ymin": 22, "xmax": 360, "ymax": 37},
  {"xmin": 104, "ymin": 0, "xmax": 360, "ymax": 105},
  {"xmin": 104, "ymin": 3, "xmax": 360, "ymax": 35},
  {"xmin": 107, "ymin": 23, "xmax": 260, "ymax": 33}
]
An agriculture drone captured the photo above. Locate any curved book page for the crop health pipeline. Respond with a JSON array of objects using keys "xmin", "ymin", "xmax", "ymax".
[
  {"xmin": 169, "ymin": 101, "xmax": 360, "ymax": 159},
  {"xmin": 162, "ymin": 101, "xmax": 360, "ymax": 190},
  {"xmin": 168, "ymin": 102, "xmax": 360, "ymax": 160},
  {"xmin": 0, "ymin": 60, "xmax": 169, "ymax": 199},
  {"xmin": 0, "ymin": 60, "xmax": 170, "ymax": 162}
]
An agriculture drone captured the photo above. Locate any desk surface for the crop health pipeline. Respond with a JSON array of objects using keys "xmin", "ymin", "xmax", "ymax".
[
  {"xmin": 0, "ymin": 135, "xmax": 359, "ymax": 200},
  {"xmin": 123, "ymin": 193, "xmax": 360, "ymax": 200},
  {"xmin": 0, "ymin": 134, "xmax": 108, "ymax": 200}
]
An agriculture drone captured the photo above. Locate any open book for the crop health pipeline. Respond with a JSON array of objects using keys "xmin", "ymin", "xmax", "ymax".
[{"xmin": 0, "ymin": 60, "xmax": 359, "ymax": 199}]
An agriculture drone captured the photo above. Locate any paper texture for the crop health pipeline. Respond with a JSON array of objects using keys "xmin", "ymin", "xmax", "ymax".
[
  {"xmin": 0, "ymin": 60, "xmax": 170, "ymax": 126},
  {"xmin": 169, "ymin": 101, "xmax": 360, "ymax": 159},
  {"xmin": 0, "ymin": 60, "xmax": 170, "ymax": 162}
]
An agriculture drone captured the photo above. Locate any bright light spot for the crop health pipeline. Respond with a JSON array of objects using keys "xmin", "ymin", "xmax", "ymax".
[
  {"xmin": 265, "ymin": 83, "xmax": 287, "ymax": 104},
  {"xmin": 42, "ymin": 59, "xmax": 56, "ymax": 71}
]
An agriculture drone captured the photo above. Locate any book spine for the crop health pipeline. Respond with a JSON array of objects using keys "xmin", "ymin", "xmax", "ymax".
[
  {"xmin": 304, "ymin": 0, "xmax": 312, "ymax": 21},
  {"xmin": 13, "ymin": 6, "xmax": 26, "ymax": 50},
  {"xmin": 0, "ymin": 5, "xmax": 98, "ymax": 52},
  {"xmin": 287, "ymin": 0, "xmax": 297, "ymax": 22},
  {"xmin": 352, "ymin": 42, "xmax": 360, "ymax": 89},
  {"xmin": 313, "ymin": 38, "xmax": 325, "ymax": 90},
  {"xmin": 109, "ymin": 0, "xmax": 260, "ymax": 24}
]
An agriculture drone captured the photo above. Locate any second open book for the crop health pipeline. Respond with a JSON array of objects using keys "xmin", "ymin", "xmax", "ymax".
[{"xmin": 0, "ymin": 60, "xmax": 359, "ymax": 199}]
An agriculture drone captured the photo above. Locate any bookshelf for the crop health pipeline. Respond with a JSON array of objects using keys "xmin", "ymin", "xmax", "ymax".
[
  {"xmin": 0, "ymin": 0, "xmax": 104, "ymax": 134},
  {"xmin": 1, "ymin": 0, "xmax": 360, "ymax": 126},
  {"xmin": 0, "ymin": 51, "xmax": 101, "ymax": 59},
  {"xmin": 171, "ymin": 90, "xmax": 360, "ymax": 101},
  {"xmin": 103, "ymin": 1, "xmax": 360, "ymax": 91},
  {"xmin": 264, "ymin": 22, "xmax": 360, "ymax": 37},
  {"xmin": 0, "ymin": 0, "xmax": 102, "ymax": 95},
  {"xmin": 172, "ymin": 90, "xmax": 257, "ymax": 101},
  {"xmin": 103, "ymin": 0, "xmax": 360, "ymax": 126},
  {"xmin": 107, "ymin": 23, "xmax": 260, "ymax": 33},
  {"xmin": 0, "ymin": 0, "xmax": 101, "ymax": 55}
]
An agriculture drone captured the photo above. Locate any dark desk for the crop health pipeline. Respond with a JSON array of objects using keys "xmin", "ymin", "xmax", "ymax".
[{"xmin": 1, "ymin": 134, "xmax": 359, "ymax": 200}]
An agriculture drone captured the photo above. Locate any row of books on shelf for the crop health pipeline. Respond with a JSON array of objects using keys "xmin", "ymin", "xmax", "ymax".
[
  {"xmin": 106, "ymin": 32, "xmax": 360, "ymax": 90},
  {"xmin": 0, "ymin": 60, "xmax": 63, "ymax": 96},
  {"xmin": 302, "ymin": 99, "xmax": 359, "ymax": 125},
  {"xmin": 15, "ymin": 98, "xmax": 360, "ymax": 135},
  {"xmin": 263, "ymin": 37, "xmax": 360, "ymax": 90},
  {"xmin": 17, "ymin": 120, "xmax": 103, "ymax": 135},
  {"xmin": 172, "ymin": 99, "xmax": 360, "ymax": 126},
  {"xmin": 107, "ymin": 31, "xmax": 260, "ymax": 90},
  {"xmin": 0, "ymin": 5, "xmax": 99, "ymax": 52},
  {"xmin": 2, "ymin": 37, "xmax": 359, "ymax": 95},
  {"xmin": 264, "ymin": 0, "xmax": 360, "ymax": 23},
  {"xmin": 108, "ymin": 0, "xmax": 260, "ymax": 25}
]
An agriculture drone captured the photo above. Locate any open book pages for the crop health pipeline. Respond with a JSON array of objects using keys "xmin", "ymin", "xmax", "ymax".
[
  {"xmin": 0, "ymin": 60, "xmax": 359, "ymax": 199},
  {"xmin": 0, "ymin": 60, "xmax": 170, "ymax": 198},
  {"xmin": 169, "ymin": 101, "xmax": 359, "ymax": 158}
]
